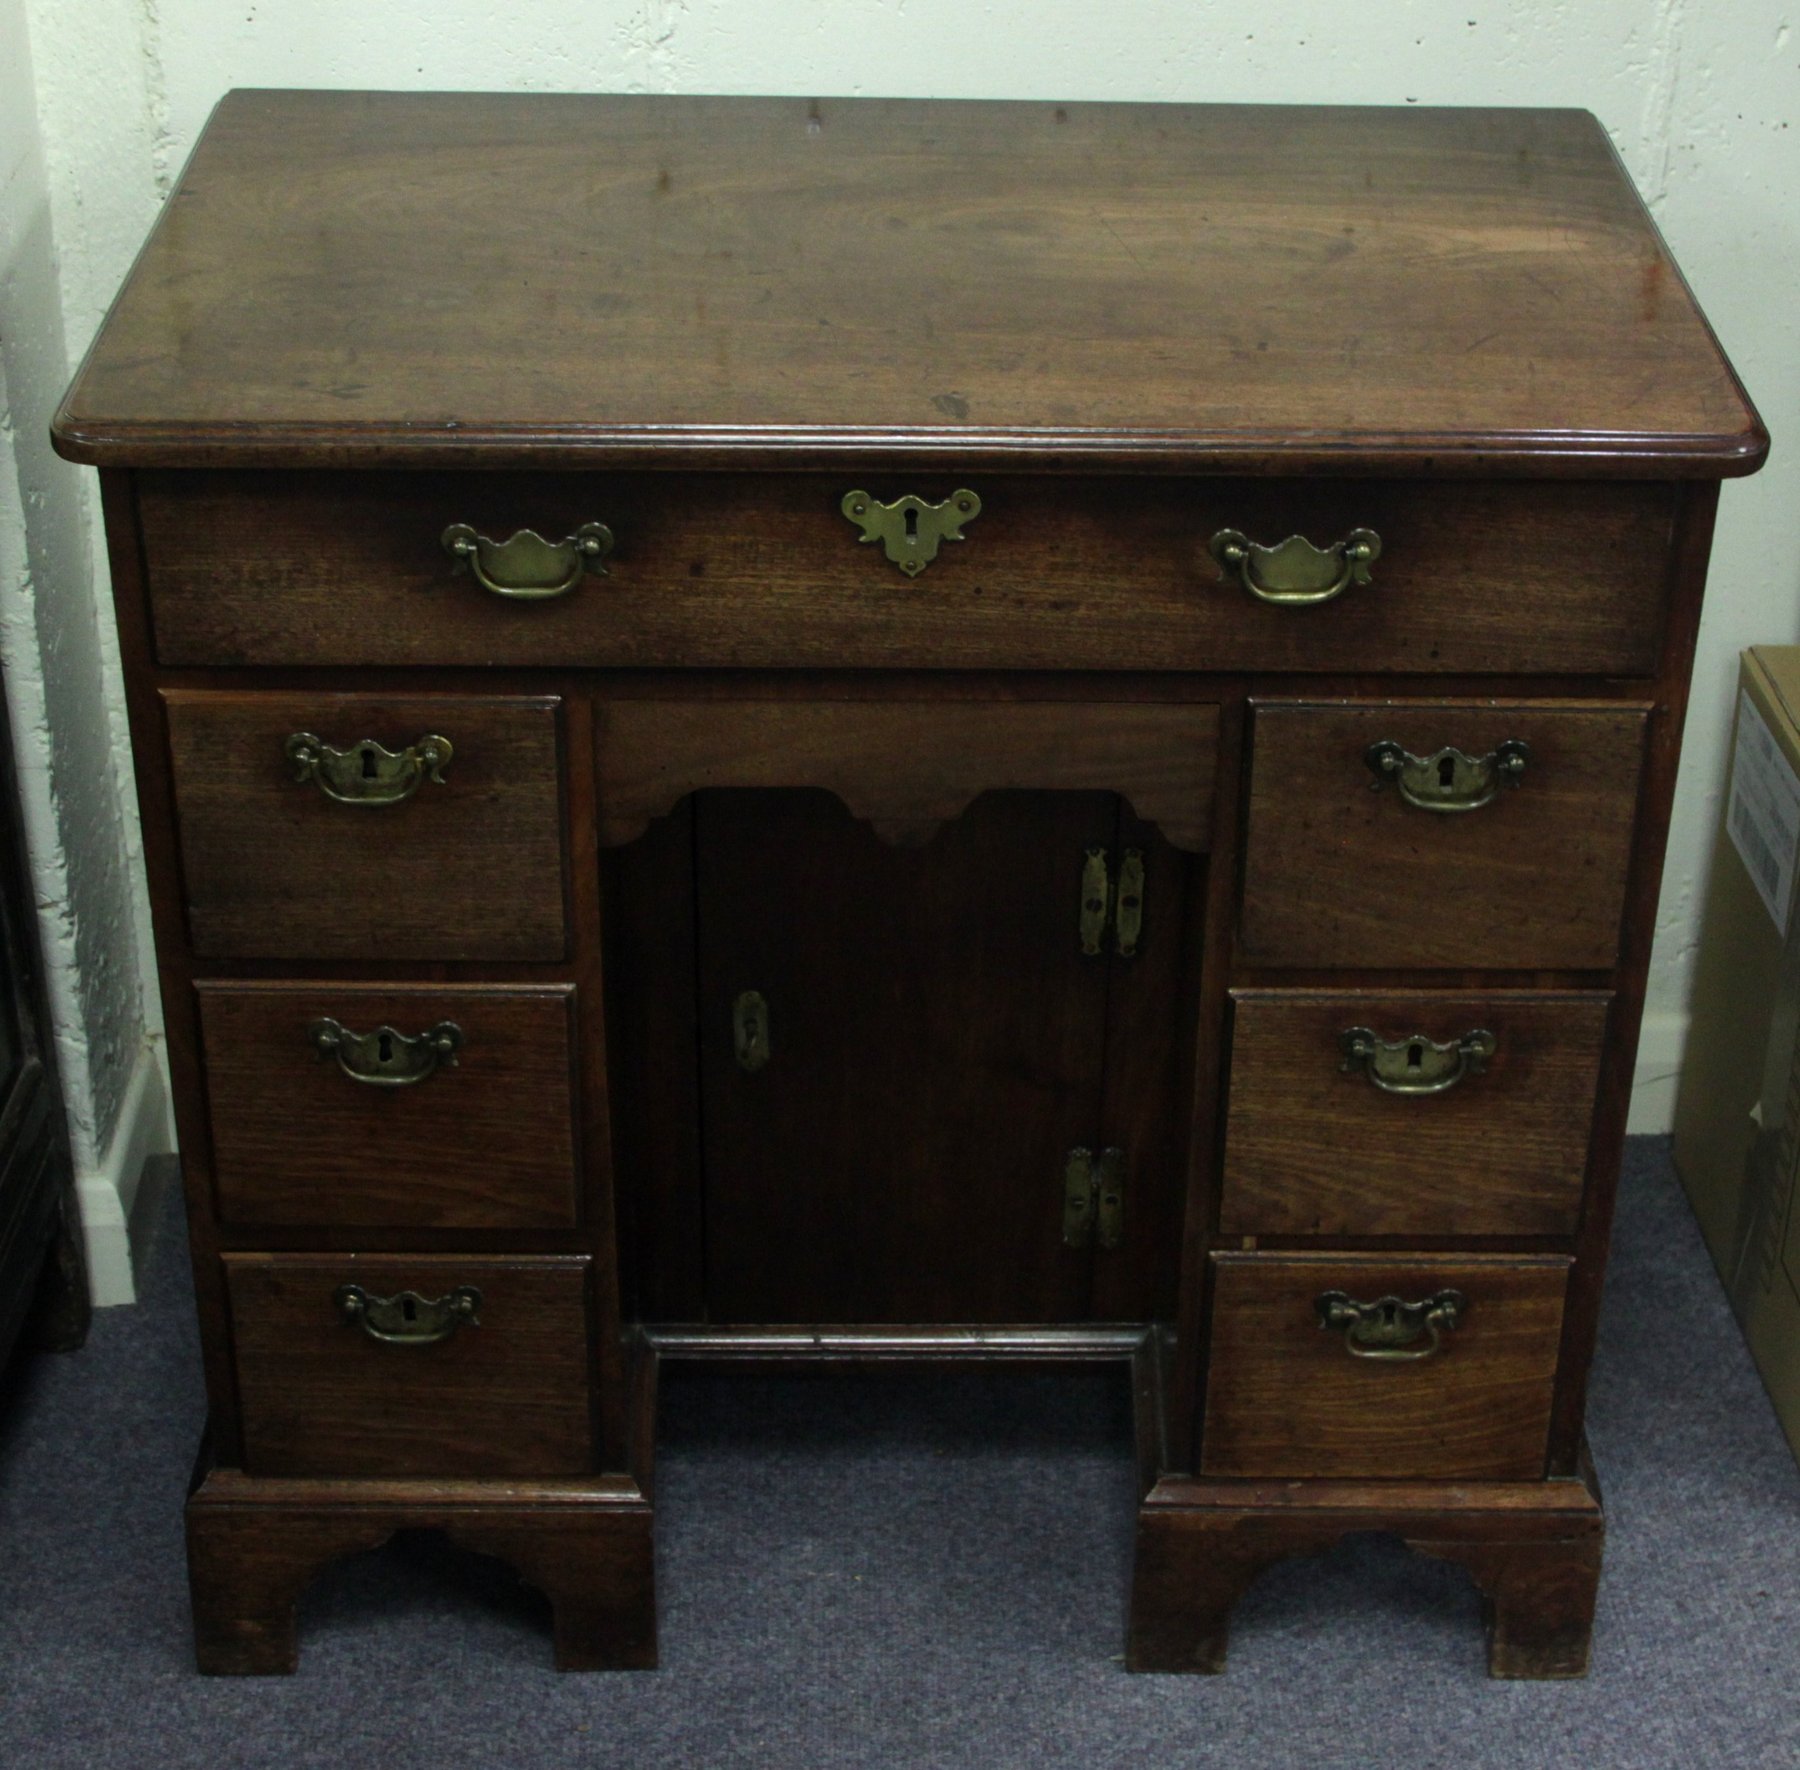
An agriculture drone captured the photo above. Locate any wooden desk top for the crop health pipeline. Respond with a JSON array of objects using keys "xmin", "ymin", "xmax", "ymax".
[{"xmin": 54, "ymin": 91, "xmax": 1763, "ymax": 476}]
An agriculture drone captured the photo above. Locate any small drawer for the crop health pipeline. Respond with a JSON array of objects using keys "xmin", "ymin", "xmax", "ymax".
[
  {"xmin": 1221, "ymin": 990, "xmax": 1612, "ymax": 1237},
  {"xmin": 198, "ymin": 982, "xmax": 582, "ymax": 1229},
  {"xmin": 137, "ymin": 470, "xmax": 1675, "ymax": 676},
  {"xmin": 1239, "ymin": 701, "xmax": 1647, "ymax": 969},
  {"xmin": 226, "ymin": 1254, "xmax": 594, "ymax": 1478},
  {"xmin": 1201, "ymin": 1252, "xmax": 1569, "ymax": 1480},
  {"xmin": 165, "ymin": 691, "xmax": 566, "ymax": 960}
]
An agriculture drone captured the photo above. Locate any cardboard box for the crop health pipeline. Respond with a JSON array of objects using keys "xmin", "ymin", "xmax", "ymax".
[{"xmin": 1673, "ymin": 646, "xmax": 1800, "ymax": 1466}]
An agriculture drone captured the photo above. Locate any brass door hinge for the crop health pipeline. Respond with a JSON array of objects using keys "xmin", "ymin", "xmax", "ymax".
[
  {"xmin": 1115, "ymin": 849, "xmax": 1145, "ymax": 959},
  {"xmin": 1077, "ymin": 846, "xmax": 1145, "ymax": 959},
  {"xmin": 1063, "ymin": 1146, "xmax": 1125, "ymax": 1250},
  {"xmin": 1079, "ymin": 847, "xmax": 1111, "ymax": 956}
]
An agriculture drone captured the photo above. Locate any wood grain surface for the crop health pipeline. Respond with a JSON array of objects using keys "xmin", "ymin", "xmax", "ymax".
[
  {"xmin": 58, "ymin": 89, "xmax": 1775, "ymax": 1681},
  {"xmin": 1200, "ymin": 1252, "xmax": 1569, "ymax": 1480},
  {"xmin": 198, "ymin": 982, "xmax": 582, "ymax": 1229},
  {"xmin": 694, "ymin": 789, "xmax": 1118, "ymax": 1324},
  {"xmin": 1220, "ymin": 990, "xmax": 1612, "ymax": 1237},
  {"xmin": 1239, "ymin": 701, "xmax": 1648, "ymax": 969},
  {"xmin": 187, "ymin": 1468, "xmax": 655, "ymax": 1673},
  {"xmin": 53, "ymin": 94, "xmax": 1762, "ymax": 473},
  {"xmin": 603, "ymin": 786, "xmax": 1203, "ymax": 1327},
  {"xmin": 594, "ymin": 699, "xmax": 1220, "ymax": 849},
  {"xmin": 1130, "ymin": 1457, "xmax": 1603, "ymax": 1677},
  {"xmin": 137, "ymin": 470, "xmax": 1677, "ymax": 677},
  {"xmin": 164, "ymin": 691, "xmax": 568, "ymax": 960},
  {"xmin": 226, "ymin": 1253, "xmax": 594, "ymax": 1478}
]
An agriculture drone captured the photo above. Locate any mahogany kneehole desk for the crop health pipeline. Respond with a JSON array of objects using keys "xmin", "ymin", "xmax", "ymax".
[{"xmin": 54, "ymin": 91, "xmax": 1766, "ymax": 1677}]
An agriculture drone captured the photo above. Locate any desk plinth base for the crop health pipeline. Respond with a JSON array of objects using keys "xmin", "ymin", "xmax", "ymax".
[
  {"xmin": 1127, "ymin": 1455, "xmax": 1604, "ymax": 1679},
  {"xmin": 185, "ymin": 1458, "xmax": 656, "ymax": 1675}
]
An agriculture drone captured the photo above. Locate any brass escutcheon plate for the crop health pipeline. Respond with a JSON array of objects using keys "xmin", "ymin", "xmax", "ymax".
[
  {"xmin": 1364, "ymin": 738, "xmax": 1531, "ymax": 812},
  {"xmin": 285, "ymin": 731, "xmax": 453, "ymax": 807},
  {"xmin": 310, "ymin": 1017, "xmax": 463, "ymax": 1087},
  {"xmin": 1339, "ymin": 1026, "xmax": 1496, "ymax": 1096},
  {"xmin": 841, "ymin": 489, "xmax": 982, "ymax": 576},
  {"xmin": 334, "ymin": 1283, "xmax": 483, "ymax": 1347}
]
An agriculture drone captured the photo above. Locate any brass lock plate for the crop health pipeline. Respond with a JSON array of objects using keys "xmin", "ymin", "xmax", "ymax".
[
  {"xmin": 733, "ymin": 990, "xmax": 771, "ymax": 1073},
  {"xmin": 285, "ymin": 731, "xmax": 453, "ymax": 806},
  {"xmin": 1365, "ymin": 738, "xmax": 1530, "ymax": 812},
  {"xmin": 840, "ymin": 489, "xmax": 982, "ymax": 576},
  {"xmin": 310, "ymin": 1016, "xmax": 463, "ymax": 1087}
]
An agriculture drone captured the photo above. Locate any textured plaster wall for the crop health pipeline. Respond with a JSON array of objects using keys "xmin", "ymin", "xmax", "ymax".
[
  {"xmin": 2, "ymin": 0, "xmax": 169, "ymax": 1303},
  {"xmin": 9, "ymin": 1, "xmax": 1800, "ymax": 1147}
]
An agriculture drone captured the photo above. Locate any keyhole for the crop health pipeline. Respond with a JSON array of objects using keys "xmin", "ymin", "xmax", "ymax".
[
  {"xmin": 401, "ymin": 1296, "xmax": 417, "ymax": 1323},
  {"xmin": 1407, "ymin": 1041, "xmax": 1424, "ymax": 1070},
  {"xmin": 1437, "ymin": 755, "xmax": 1456, "ymax": 790},
  {"xmin": 377, "ymin": 1032, "xmax": 394, "ymax": 1065},
  {"xmin": 361, "ymin": 744, "xmax": 379, "ymax": 780},
  {"xmin": 904, "ymin": 506, "xmax": 919, "ymax": 541}
]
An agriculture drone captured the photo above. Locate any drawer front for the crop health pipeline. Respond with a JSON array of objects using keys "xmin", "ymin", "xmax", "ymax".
[
  {"xmin": 1201, "ymin": 1253, "xmax": 1569, "ymax": 1480},
  {"xmin": 199, "ymin": 983, "xmax": 581, "ymax": 1229},
  {"xmin": 1239, "ymin": 701, "xmax": 1647, "ymax": 969},
  {"xmin": 1221, "ymin": 990, "xmax": 1612, "ymax": 1237},
  {"xmin": 594, "ymin": 699, "xmax": 1220, "ymax": 850},
  {"xmin": 166, "ymin": 692, "xmax": 567, "ymax": 960},
  {"xmin": 226, "ymin": 1254, "xmax": 593, "ymax": 1477},
  {"xmin": 139, "ymin": 470, "xmax": 1674, "ymax": 675}
]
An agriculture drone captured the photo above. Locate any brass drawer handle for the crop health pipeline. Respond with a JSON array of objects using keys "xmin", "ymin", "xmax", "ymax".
[
  {"xmin": 441, "ymin": 522, "xmax": 614, "ymax": 599},
  {"xmin": 1339, "ymin": 1026, "xmax": 1495, "ymax": 1096},
  {"xmin": 1364, "ymin": 737, "xmax": 1530, "ymax": 812},
  {"xmin": 1209, "ymin": 527, "xmax": 1380, "ymax": 606},
  {"xmin": 286, "ymin": 732, "xmax": 453, "ymax": 806},
  {"xmin": 334, "ymin": 1283, "xmax": 482, "ymax": 1346},
  {"xmin": 841, "ymin": 489, "xmax": 982, "ymax": 577},
  {"xmin": 310, "ymin": 1017, "xmax": 463, "ymax": 1087},
  {"xmin": 1315, "ymin": 1289, "xmax": 1465, "ymax": 1361}
]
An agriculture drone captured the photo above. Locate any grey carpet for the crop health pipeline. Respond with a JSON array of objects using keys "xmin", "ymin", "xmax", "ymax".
[{"xmin": 1, "ymin": 1137, "xmax": 1796, "ymax": 1769}]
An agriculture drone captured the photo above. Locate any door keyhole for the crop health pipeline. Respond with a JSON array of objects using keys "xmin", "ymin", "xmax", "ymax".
[
  {"xmin": 733, "ymin": 990, "xmax": 771, "ymax": 1073},
  {"xmin": 360, "ymin": 744, "xmax": 379, "ymax": 780},
  {"xmin": 904, "ymin": 505, "xmax": 919, "ymax": 541},
  {"xmin": 377, "ymin": 1031, "xmax": 394, "ymax": 1066},
  {"xmin": 1437, "ymin": 754, "xmax": 1456, "ymax": 790}
]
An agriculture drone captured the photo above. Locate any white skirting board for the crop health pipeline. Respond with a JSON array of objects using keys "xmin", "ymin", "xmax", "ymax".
[
  {"xmin": 1628, "ymin": 1009, "xmax": 1688, "ymax": 1137},
  {"xmin": 77, "ymin": 1047, "xmax": 174, "ymax": 1307}
]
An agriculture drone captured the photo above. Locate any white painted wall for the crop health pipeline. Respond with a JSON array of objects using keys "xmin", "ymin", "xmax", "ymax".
[
  {"xmin": 1, "ymin": 0, "xmax": 171, "ymax": 1304},
  {"xmin": 3, "ymin": 0, "xmax": 1796, "ymax": 1246}
]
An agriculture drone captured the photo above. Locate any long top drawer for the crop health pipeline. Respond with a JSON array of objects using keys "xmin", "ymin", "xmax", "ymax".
[{"xmin": 136, "ymin": 471, "xmax": 1676, "ymax": 675}]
